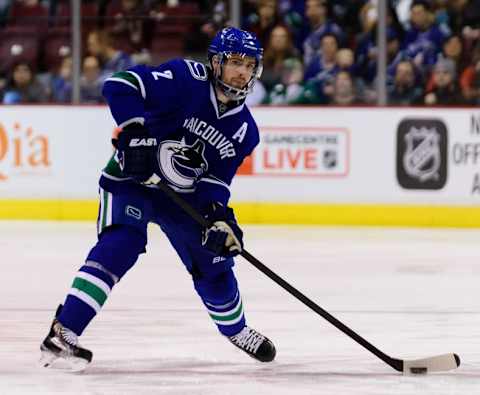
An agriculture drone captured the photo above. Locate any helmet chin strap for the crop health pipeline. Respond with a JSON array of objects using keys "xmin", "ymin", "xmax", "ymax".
[{"xmin": 215, "ymin": 77, "xmax": 251, "ymax": 101}]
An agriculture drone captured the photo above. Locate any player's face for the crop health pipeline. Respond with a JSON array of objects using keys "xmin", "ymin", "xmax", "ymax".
[{"xmin": 222, "ymin": 55, "xmax": 256, "ymax": 89}]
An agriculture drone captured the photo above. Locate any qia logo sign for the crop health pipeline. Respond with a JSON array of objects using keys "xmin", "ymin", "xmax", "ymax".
[
  {"xmin": 396, "ymin": 119, "xmax": 448, "ymax": 190},
  {"xmin": 0, "ymin": 122, "xmax": 51, "ymax": 181}
]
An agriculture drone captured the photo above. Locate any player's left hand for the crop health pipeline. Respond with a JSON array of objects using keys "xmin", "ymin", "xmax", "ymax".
[{"xmin": 202, "ymin": 203, "xmax": 243, "ymax": 257}]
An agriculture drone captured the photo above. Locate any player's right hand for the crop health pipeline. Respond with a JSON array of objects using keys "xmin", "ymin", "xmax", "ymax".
[{"xmin": 112, "ymin": 123, "xmax": 157, "ymax": 182}]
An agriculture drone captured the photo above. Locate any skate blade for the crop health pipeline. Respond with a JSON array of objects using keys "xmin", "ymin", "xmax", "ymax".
[
  {"xmin": 39, "ymin": 349, "xmax": 58, "ymax": 368},
  {"xmin": 39, "ymin": 350, "xmax": 89, "ymax": 372}
]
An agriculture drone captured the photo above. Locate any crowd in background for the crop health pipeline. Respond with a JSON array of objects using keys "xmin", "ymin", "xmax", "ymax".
[{"xmin": 1, "ymin": 0, "xmax": 480, "ymax": 106}]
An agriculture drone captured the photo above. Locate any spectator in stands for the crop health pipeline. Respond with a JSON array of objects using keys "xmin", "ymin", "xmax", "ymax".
[
  {"xmin": 388, "ymin": 60, "xmax": 424, "ymax": 105},
  {"xmin": 185, "ymin": 1, "xmax": 228, "ymax": 56},
  {"xmin": 336, "ymin": 48, "xmax": 355, "ymax": 73},
  {"xmin": 401, "ymin": 0, "xmax": 451, "ymax": 71},
  {"xmin": 80, "ymin": 55, "xmax": 104, "ymax": 103},
  {"xmin": 355, "ymin": 4, "xmax": 404, "ymax": 84},
  {"xmin": 302, "ymin": 0, "xmax": 344, "ymax": 67},
  {"xmin": 440, "ymin": 34, "xmax": 466, "ymax": 74},
  {"xmin": 328, "ymin": 1, "xmax": 364, "ymax": 41},
  {"xmin": 243, "ymin": 0, "xmax": 280, "ymax": 47},
  {"xmin": 460, "ymin": 43, "xmax": 480, "ymax": 104},
  {"xmin": 423, "ymin": 57, "xmax": 465, "ymax": 105},
  {"xmin": 446, "ymin": 0, "xmax": 480, "ymax": 61},
  {"xmin": 107, "ymin": 0, "xmax": 153, "ymax": 54},
  {"xmin": 50, "ymin": 55, "xmax": 73, "ymax": 103},
  {"xmin": 271, "ymin": 0, "xmax": 304, "ymax": 50},
  {"xmin": 264, "ymin": 57, "xmax": 304, "ymax": 105},
  {"xmin": 293, "ymin": 36, "xmax": 360, "ymax": 105},
  {"xmin": 325, "ymin": 70, "xmax": 359, "ymax": 105},
  {"xmin": 447, "ymin": 0, "xmax": 480, "ymax": 40},
  {"xmin": 303, "ymin": 33, "xmax": 339, "ymax": 82},
  {"xmin": 432, "ymin": 0, "xmax": 450, "ymax": 30},
  {"xmin": 87, "ymin": 29, "xmax": 136, "ymax": 81},
  {"xmin": 1, "ymin": 61, "xmax": 48, "ymax": 104},
  {"xmin": 261, "ymin": 24, "xmax": 301, "ymax": 92}
]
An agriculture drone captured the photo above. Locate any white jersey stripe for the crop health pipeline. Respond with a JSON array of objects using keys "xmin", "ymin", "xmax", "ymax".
[
  {"xmin": 105, "ymin": 77, "xmax": 139, "ymax": 91},
  {"xmin": 126, "ymin": 71, "xmax": 146, "ymax": 99},
  {"xmin": 98, "ymin": 189, "xmax": 105, "ymax": 234},
  {"xmin": 118, "ymin": 117, "xmax": 145, "ymax": 128},
  {"xmin": 101, "ymin": 171, "xmax": 130, "ymax": 181},
  {"xmin": 106, "ymin": 191, "xmax": 112, "ymax": 229}
]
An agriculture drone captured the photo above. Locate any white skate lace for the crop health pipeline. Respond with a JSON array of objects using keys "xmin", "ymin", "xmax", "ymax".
[
  {"xmin": 54, "ymin": 322, "xmax": 78, "ymax": 347},
  {"xmin": 230, "ymin": 327, "xmax": 265, "ymax": 354}
]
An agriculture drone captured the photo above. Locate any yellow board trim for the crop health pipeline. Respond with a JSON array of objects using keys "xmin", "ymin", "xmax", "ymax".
[
  {"xmin": 1, "ymin": 200, "xmax": 480, "ymax": 227},
  {"xmin": 0, "ymin": 200, "xmax": 99, "ymax": 221}
]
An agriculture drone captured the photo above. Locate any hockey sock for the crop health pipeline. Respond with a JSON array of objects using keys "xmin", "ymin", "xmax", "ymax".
[
  {"xmin": 58, "ymin": 226, "xmax": 147, "ymax": 336},
  {"xmin": 57, "ymin": 264, "xmax": 116, "ymax": 336},
  {"xmin": 204, "ymin": 291, "xmax": 245, "ymax": 336},
  {"xmin": 195, "ymin": 271, "xmax": 246, "ymax": 336}
]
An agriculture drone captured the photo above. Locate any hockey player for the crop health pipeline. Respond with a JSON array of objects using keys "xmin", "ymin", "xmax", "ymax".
[{"xmin": 39, "ymin": 27, "xmax": 276, "ymax": 371}]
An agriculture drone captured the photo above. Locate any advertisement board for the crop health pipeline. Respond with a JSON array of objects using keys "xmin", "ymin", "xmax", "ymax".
[{"xmin": 1, "ymin": 105, "xmax": 480, "ymax": 225}]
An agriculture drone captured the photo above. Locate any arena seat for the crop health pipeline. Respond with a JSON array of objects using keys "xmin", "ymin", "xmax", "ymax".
[
  {"xmin": 6, "ymin": 0, "xmax": 48, "ymax": 32},
  {"xmin": 54, "ymin": 0, "xmax": 98, "ymax": 31},
  {"xmin": 0, "ymin": 28, "xmax": 40, "ymax": 74},
  {"xmin": 44, "ymin": 28, "xmax": 72, "ymax": 71}
]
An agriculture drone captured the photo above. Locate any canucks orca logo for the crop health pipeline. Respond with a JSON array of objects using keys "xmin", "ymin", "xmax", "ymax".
[{"xmin": 158, "ymin": 138, "xmax": 208, "ymax": 190}]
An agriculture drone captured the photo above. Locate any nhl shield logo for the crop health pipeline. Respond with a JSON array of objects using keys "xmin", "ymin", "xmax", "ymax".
[
  {"xmin": 397, "ymin": 119, "xmax": 447, "ymax": 190},
  {"xmin": 403, "ymin": 127, "xmax": 440, "ymax": 182}
]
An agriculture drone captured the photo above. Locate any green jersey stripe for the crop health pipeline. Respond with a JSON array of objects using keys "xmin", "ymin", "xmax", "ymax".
[
  {"xmin": 72, "ymin": 278, "xmax": 108, "ymax": 306},
  {"xmin": 103, "ymin": 154, "xmax": 124, "ymax": 178},
  {"xmin": 110, "ymin": 71, "xmax": 141, "ymax": 89},
  {"xmin": 101, "ymin": 189, "xmax": 108, "ymax": 231},
  {"xmin": 126, "ymin": 71, "xmax": 146, "ymax": 98}
]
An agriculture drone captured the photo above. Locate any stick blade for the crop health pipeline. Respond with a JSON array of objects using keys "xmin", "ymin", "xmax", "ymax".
[{"xmin": 403, "ymin": 353, "xmax": 460, "ymax": 375}]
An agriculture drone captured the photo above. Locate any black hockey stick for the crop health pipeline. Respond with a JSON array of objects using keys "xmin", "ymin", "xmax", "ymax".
[{"xmin": 152, "ymin": 177, "xmax": 460, "ymax": 374}]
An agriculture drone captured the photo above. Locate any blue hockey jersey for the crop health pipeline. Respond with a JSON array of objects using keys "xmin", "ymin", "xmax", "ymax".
[{"xmin": 102, "ymin": 58, "xmax": 260, "ymax": 208}]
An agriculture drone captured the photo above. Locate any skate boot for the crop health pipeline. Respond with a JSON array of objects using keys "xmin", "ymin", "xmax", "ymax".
[
  {"xmin": 39, "ymin": 305, "xmax": 92, "ymax": 372},
  {"xmin": 228, "ymin": 326, "xmax": 276, "ymax": 362}
]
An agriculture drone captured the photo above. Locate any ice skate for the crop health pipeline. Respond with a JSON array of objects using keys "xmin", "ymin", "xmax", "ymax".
[
  {"xmin": 228, "ymin": 326, "xmax": 276, "ymax": 362},
  {"xmin": 39, "ymin": 306, "xmax": 92, "ymax": 372}
]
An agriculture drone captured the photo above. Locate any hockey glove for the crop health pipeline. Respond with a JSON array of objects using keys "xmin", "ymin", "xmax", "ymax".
[
  {"xmin": 202, "ymin": 203, "xmax": 243, "ymax": 258},
  {"xmin": 112, "ymin": 123, "xmax": 157, "ymax": 182}
]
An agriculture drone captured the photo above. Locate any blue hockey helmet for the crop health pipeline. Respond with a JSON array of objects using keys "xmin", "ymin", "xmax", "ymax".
[{"xmin": 208, "ymin": 27, "xmax": 264, "ymax": 100}]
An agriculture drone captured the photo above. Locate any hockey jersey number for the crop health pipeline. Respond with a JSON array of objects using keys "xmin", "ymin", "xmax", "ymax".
[{"xmin": 152, "ymin": 70, "xmax": 173, "ymax": 80}]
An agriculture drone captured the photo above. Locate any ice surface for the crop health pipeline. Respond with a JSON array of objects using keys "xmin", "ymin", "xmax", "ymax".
[{"xmin": 1, "ymin": 221, "xmax": 478, "ymax": 394}]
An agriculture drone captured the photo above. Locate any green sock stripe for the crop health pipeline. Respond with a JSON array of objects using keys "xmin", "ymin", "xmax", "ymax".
[
  {"xmin": 112, "ymin": 71, "xmax": 140, "ymax": 88},
  {"xmin": 72, "ymin": 278, "xmax": 108, "ymax": 306},
  {"xmin": 209, "ymin": 301, "xmax": 243, "ymax": 322}
]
